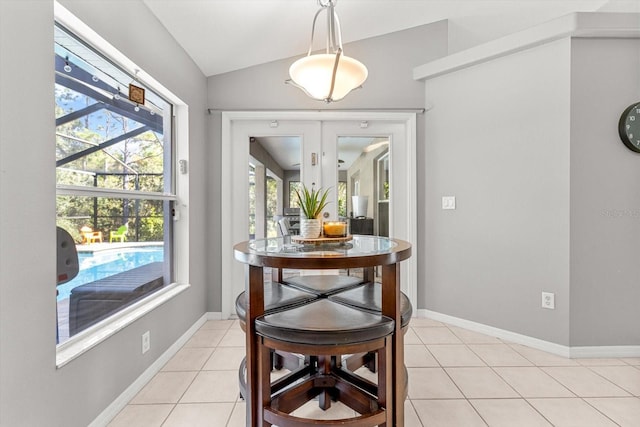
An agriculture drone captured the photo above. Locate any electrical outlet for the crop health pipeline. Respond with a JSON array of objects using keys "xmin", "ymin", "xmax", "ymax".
[
  {"xmin": 541, "ymin": 292, "xmax": 555, "ymax": 310},
  {"xmin": 142, "ymin": 331, "xmax": 151, "ymax": 354}
]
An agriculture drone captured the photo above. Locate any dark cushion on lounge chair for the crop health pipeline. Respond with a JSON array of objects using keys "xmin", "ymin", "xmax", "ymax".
[
  {"xmin": 256, "ymin": 299, "xmax": 394, "ymax": 346},
  {"xmin": 69, "ymin": 262, "xmax": 163, "ymax": 335},
  {"xmin": 235, "ymin": 282, "xmax": 317, "ymax": 323},
  {"xmin": 328, "ymin": 282, "xmax": 413, "ymax": 328},
  {"xmin": 283, "ymin": 274, "xmax": 364, "ymax": 296}
]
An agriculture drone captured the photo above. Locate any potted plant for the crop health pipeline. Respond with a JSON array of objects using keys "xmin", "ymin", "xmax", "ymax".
[{"xmin": 295, "ymin": 185, "xmax": 330, "ymax": 238}]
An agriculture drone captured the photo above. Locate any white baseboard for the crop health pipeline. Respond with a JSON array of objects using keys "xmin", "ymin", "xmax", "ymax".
[
  {"xmin": 206, "ymin": 311, "xmax": 224, "ymax": 321},
  {"xmin": 89, "ymin": 312, "xmax": 220, "ymax": 427},
  {"xmin": 417, "ymin": 309, "xmax": 640, "ymax": 359},
  {"xmin": 569, "ymin": 346, "xmax": 640, "ymax": 358}
]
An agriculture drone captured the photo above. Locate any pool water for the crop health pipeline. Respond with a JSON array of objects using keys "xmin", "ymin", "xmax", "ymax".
[{"xmin": 57, "ymin": 247, "xmax": 164, "ymax": 301}]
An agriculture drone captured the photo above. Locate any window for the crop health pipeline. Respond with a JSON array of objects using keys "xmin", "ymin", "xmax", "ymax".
[
  {"xmin": 266, "ymin": 176, "xmax": 278, "ymax": 237},
  {"xmin": 337, "ymin": 181, "xmax": 347, "ymax": 218},
  {"xmin": 377, "ymin": 152, "xmax": 390, "ymax": 201},
  {"xmin": 289, "ymin": 181, "xmax": 302, "ymax": 208},
  {"xmin": 249, "ymin": 166, "xmax": 279, "ymax": 238},
  {"xmin": 55, "ymin": 23, "xmax": 175, "ymax": 344},
  {"xmin": 249, "ymin": 164, "xmax": 256, "ymax": 239}
]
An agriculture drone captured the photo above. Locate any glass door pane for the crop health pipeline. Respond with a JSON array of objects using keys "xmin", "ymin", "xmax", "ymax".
[
  {"xmin": 249, "ymin": 135, "xmax": 301, "ymax": 237},
  {"xmin": 336, "ymin": 136, "xmax": 389, "ymax": 235}
]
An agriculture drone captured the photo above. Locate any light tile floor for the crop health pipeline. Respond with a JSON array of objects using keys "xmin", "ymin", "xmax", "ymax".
[{"xmin": 108, "ymin": 318, "xmax": 640, "ymax": 426}]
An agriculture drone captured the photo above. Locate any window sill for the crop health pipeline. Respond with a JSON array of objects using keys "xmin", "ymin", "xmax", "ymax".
[{"xmin": 56, "ymin": 282, "xmax": 190, "ymax": 368}]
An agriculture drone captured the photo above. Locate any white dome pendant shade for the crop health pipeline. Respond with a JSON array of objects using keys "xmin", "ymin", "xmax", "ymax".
[
  {"xmin": 286, "ymin": 0, "xmax": 368, "ymax": 103},
  {"xmin": 289, "ymin": 51, "xmax": 367, "ymax": 102}
]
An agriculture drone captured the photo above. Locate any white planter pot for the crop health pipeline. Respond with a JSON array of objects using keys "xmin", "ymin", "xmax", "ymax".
[{"xmin": 299, "ymin": 218, "xmax": 321, "ymax": 239}]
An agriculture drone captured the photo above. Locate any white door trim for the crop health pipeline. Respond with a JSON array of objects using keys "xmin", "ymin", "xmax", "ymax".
[{"xmin": 221, "ymin": 111, "xmax": 417, "ymax": 318}]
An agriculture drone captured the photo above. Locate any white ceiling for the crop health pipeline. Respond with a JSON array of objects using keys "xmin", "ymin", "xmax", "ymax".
[
  {"xmin": 254, "ymin": 135, "xmax": 389, "ymax": 172},
  {"xmin": 141, "ymin": 0, "xmax": 633, "ymax": 77},
  {"xmin": 142, "ymin": 0, "xmax": 635, "ymax": 170}
]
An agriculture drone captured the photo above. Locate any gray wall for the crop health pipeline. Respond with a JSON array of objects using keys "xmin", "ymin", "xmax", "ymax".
[
  {"xmin": 422, "ymin": 38, "xmax": 573, "ymax": 345},
  {"xmin": 569, "ymin": 37, "xmax": 640, "ymax": 346},
  {"xmin": 208, "ymin": 21, "xmax": 447, "ymax": 111},
  {"xmin": 250, "ymin": 141, "xmax": 284, "ymax": 179},
  {"xmin": 0, "ymin": 1, "xmax": 209, "ymax": 426},
  {"xmin": 421, "ymin": 30, "xmax": 640, "ymax": 347},
  {"xmin": 206, "ymin": 21, "xmax": 449, "ymax": 310}
]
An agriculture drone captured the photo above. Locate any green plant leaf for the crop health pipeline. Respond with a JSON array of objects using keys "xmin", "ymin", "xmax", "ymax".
[{"xmin": 295, "ymin": 185, "xmax": 331, "ymax": 219}]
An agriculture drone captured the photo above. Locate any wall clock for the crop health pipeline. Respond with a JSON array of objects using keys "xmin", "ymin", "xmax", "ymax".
[{"xmin": 618, "ymin": 102, "xmax": 640, "ymax": 153}]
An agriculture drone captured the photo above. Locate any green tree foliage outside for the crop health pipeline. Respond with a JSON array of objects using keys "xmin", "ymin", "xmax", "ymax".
[
  {"xmin": 248, "ymin": 172, "xmax": 278, "ymax": 238},
  {"xmin": 56, "ymin": 85, "xmax": 166, "ymax": 242}
]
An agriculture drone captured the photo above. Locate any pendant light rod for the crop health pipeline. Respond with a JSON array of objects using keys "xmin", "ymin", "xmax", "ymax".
[
  {"xmin": 327, "ymin": 48, "xmax": 341, "ymax": 100},
  {"xmin": 327, "ymin": 1, "xmax": 341, "ymax": 53},
  {"xmin": 306, "ymin": 1, "xmax": 342, "ymax": 54}
]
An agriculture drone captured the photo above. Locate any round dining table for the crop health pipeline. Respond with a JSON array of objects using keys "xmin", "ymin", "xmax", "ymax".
[{"xmin": 234, "ymin": 235, "xmax": 412, "ymax": 426}]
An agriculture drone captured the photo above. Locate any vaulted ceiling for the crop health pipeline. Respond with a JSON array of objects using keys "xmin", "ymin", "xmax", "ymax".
[{"xmin": 141, "ymin": 0, "xmax": 631, "ymax": 77}]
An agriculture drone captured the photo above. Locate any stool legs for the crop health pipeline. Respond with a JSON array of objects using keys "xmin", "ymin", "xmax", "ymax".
[
  {"xmin": 317, "ymin": 356, "xmax": 333, "ymax": 410},
  {"xmin": 382, "ymin": 262, "xmax": 404, "ymax": 426},
  {"xmin": 258, "ymin": 337, "xmax": 272, "ymax": 427},
  {"xmin": 246, "ymin": 265, "xmax": 265, "ymax": 427},
  {"xmin": 379, "ymin": 336, "xmax": 393, "ymax": 426}
]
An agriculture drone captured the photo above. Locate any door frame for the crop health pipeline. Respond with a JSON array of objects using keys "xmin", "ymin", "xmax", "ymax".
[{"xmin": 221, "ymin": 111, "xmax": 417, "ymax": 318}]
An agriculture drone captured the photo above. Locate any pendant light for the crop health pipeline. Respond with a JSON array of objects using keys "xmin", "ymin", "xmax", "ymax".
[{"xmin": 286, "ymin": 0, "xmax": 367, "ymax": 103}]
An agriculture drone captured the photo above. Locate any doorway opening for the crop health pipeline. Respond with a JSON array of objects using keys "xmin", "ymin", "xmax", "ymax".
[{"xmin": 220, "ymin": 112, "xmax": 417, "ymax": 318}]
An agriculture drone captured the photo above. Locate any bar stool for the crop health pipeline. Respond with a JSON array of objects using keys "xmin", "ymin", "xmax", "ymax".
[
  {"xmin": 329, "ymin": 282, "xmax": 413, "ymax": 328},
  {"xmin": 329, "ymin": 283, "xmax": 413, "ymax": 397},
  {"xmin": 255, "ymin": 299, "xmax": 395, "ymax": 426},
  {"xmin": 235, "ymin": 282, "xmax": 318, "ymax": 398},
  {"xmin": 235, "ymin": 281, "xmax": 317, "ymax": 331}
]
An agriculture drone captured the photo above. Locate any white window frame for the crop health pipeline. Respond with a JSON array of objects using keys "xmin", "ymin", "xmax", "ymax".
[{"xmin": 54, "ymin": 2, "xmax": 190, "ymax": 368}]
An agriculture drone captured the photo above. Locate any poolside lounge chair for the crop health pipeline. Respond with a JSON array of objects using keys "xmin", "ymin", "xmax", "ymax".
[
  {"xmin": 110, "ymin": 225, "xmax": 128, "ymax": 243},
  {"xmin": 81, "ymin": 226, "xmax": 102, "ymax": 244}
]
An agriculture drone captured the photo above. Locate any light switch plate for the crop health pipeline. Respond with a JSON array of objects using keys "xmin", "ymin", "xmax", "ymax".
[{"xmin": 442, "ymin": 196, "xmax": 456, "ymax": 210}]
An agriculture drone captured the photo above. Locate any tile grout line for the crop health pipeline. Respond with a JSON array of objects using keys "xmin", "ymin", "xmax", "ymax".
[
  {"xmin": 577, "ymin": 396, "xmax": 624, "ymax": 427},
  {"xmin": 119, "ymin": 319, "xmax": 638, "ymax": 426},
  {"xmin": 443, "ymin": 323, "xmax": 590, "ymax": 427},
  {"xmin": 159, "ymin": 320, "xmax": 237, "ymax": 426},
  {"xmin": 583, "ymin": 364, "xmax": 638, "ymax": 397}
]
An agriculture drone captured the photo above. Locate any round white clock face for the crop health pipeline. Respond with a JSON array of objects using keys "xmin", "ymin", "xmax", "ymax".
[{"xmin": 619, "ymin": 102, "xmax": 640, "ymax": 153}]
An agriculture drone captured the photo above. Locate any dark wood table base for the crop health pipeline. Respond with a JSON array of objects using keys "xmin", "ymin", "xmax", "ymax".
[{"xmin": 234, "ymin": 237, "xmax": 412, "ymax": 426}]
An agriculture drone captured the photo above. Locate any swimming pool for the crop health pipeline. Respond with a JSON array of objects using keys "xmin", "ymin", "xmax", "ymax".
[{"xmin": 57, "ymin": 246, "xmax": 164, "ymax": 301}]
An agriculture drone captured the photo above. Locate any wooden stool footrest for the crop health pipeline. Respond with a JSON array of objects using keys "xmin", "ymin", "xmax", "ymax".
[
  {"xmin": 238, "ymin": 356, "xmax": 313, "ymax": 399},
  {"xmin": 333, "ymin": 367, "xmax": 378, "ymax": 397},
  {"xmin": 271, "ymin": 374, "xmax": 382, "ymax": 416}
]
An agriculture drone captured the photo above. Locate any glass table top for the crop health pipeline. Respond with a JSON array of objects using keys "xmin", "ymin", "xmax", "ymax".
[{"xmin": 247, "ymin": 235, "xmax": 398, "ymax": 258}]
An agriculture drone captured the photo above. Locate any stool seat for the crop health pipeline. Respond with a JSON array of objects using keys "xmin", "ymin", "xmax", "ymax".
[
  {"xmin": 329, "ymin": 282, "xmax": 413, "ymax": 328},
  {"xmin": 236, "ymin": 282, "xmax": 317, "ymax": 399},
  {"xmin": 235, "ymin": 282, "xmax": 317, "ymax": 325},
  {"xmin": 256, "ymin": 299, "xmax": 394, "ymax": 346},
  {"xmin": 283, "ymin": 274, "xmax": 364, "ymax": 296}
]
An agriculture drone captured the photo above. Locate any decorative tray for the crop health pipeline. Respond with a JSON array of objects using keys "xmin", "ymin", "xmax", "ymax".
[{"xmin": 291, "ymin": 235, "xmax": 353, "ymax": 244}]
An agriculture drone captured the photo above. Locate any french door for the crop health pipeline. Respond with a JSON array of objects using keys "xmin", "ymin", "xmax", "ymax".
[{"xmin": 221, "ymin": 112, "xmax": 417, "ymax": 318}]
